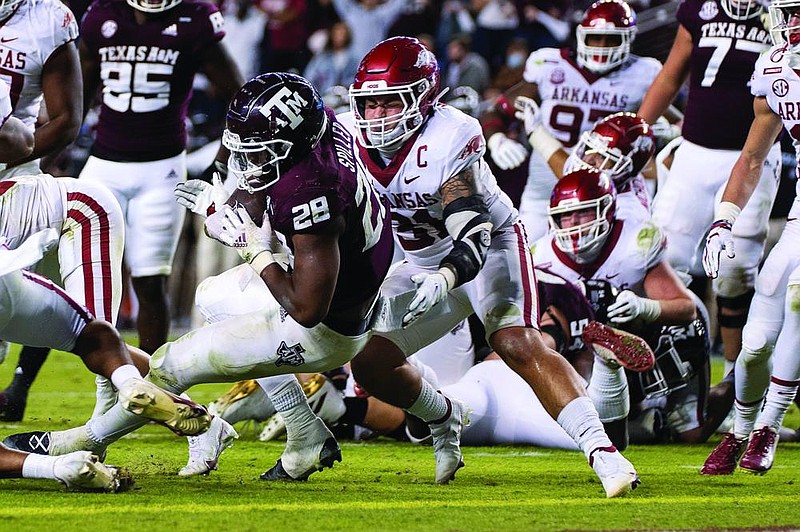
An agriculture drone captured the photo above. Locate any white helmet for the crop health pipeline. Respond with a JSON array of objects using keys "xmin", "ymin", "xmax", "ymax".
[{"xmin": 769, "ymin": 0, "xmax": 800, "ymax": 50}]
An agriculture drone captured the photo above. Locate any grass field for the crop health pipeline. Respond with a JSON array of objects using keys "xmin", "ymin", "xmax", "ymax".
[{"xmin": 0, "ymin": 344, "xmax": 798, "ymax": 531}]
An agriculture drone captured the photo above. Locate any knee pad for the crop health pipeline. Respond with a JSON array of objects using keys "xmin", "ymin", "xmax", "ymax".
[
  {"xmin": 716, "ymin": 290, "xmax": 754, "ymax": 328},
  {"xmin": 740, "ymin": 327, "xmax": 773, "ymax": 365},
  {"xmin": 714, "ymin": 269, "xmax": 757, "ymax": 299}
]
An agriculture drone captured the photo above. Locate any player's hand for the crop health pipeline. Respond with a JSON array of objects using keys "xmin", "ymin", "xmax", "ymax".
[
  {"xmin": 607, "ymin": 290, "xmax": 661, "ymax": 324},
  {"xmin": 402, "ymin": 270, "xmax": 454, "ymax": 327},
  {"xmin": 703, "ymin": 220, "xmax": 735, "ymax": 279},
  {"xmin": 487, "ymin": 132, "xmax": 527, "ymax": 170},
  {"xmin": 513, "ymin": 96, "xmax": 542, "ymax": 136},
  {"xmin": 0, "ymin": 228, "xmax": 60, "ymax": 277},
  {"xmin": 175, "ymin": 173, "xmax": 229, "ymax": 217},
  {"xmin": 216, "ymin": 206, "xmax": 272, "ymax": 264}
]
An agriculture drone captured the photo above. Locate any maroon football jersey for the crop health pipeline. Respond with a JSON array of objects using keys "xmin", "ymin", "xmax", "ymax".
[
  {"xmin": 266, "ymin": 109, "xmax": 394, "ymax": 317},
  {"xmin": 81, "ymin": 0, "xmax": 225, "ymax": 161},
  {"xmin": 536, "ymin": 267, "xmax": 595, "ymax": 360},
  {"xmin": 677, "ymin": 0, "xmax": 771, "ymax": 149}
]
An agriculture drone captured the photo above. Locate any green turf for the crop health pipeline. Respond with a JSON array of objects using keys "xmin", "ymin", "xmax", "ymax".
[{"xmin": 0, "ymin": 345, "xmax": 798, "ymax": 531}]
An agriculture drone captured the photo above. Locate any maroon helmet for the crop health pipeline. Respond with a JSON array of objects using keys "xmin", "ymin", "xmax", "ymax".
[
  {"xmin": 577, "ymin": 0, "xmax": 637, "ymax": 74},
  {"xmin": 349, "ymin": 36, "xmax": 440, "ymax": 149},
  {"xmin": 548, "ymin": 168, "xmax": 617, "ymax": 260},
  {"xmin": 565, "ymin": 112, "xmax": 655, "ymax": 189},
  {"xmin": 223, "ymin": 72, "xmax": 327, "ymax": 192}
]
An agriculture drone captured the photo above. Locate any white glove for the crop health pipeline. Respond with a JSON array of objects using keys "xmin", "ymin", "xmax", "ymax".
[
  {"xmin": 0, "ymin": 228, "xmax": 60, "ymax": 277},
  {"xmin": 487, "ymin": 132, "xmax": 527, "ymax": 170},
  {"xmin": 606, "ymin": 290, "xmax": 661, "ymax": 324},
  {"xmin": 215, "ymin": 206, "xmax": 275, "ymax": 272},
  {"xmin": 513, "ymin": 96, "xmax": 542, "ymax": 136},
  {"xmin": 402, "ymin": 269, "xmax": 456, "ymax": 327},
  {"xmin": 174, "ymin": 172, "xmax": 229, "ymax": 217},
  {"xmin": 703, "ymin": 220, "xmax": 735, "ymax": 279}
]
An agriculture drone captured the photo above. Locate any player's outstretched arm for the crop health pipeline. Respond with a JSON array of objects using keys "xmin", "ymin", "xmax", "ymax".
[
  {"xmin": 480, "ymin": 80, "xmax": 539, "ymax": 170},
  {"xmin": 637, "ymin": 24, "xmax": 692, "ymax": 124}
]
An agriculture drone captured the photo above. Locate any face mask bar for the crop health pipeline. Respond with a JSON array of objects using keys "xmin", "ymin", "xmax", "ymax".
[
  {"xmin": 223, "ymin": 129, "xmax": 292, "ymax": 193},
  {"xmin": 548, "ymin": 195, "xmax": 613, "ymax": 256},
  {"xmin": 125, "ymin": 0, "xmax": 182, "ymax": 13},
  {"xmin": 576, "ymin": 27, "xmax": 635, "ymax": 73},
  {"xmin": 639, "ymin": 333, "xmax": 695, "ymax": 401},
  {"xmin": 349, "ymin": 78, "xmax": 430, "ymax": 148}
]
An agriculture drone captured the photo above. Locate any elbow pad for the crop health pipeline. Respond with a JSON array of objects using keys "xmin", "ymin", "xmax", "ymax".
[{"xmin": 440, "ymin": 195, "xmax": 493, "ymax": 287}]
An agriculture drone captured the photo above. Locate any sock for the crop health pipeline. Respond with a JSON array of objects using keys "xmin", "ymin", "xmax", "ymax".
[
  {"xmin": 405, "ymin": 380, "xmax": 448, "ymax": 423},
  {"xmin": 262, "ymin": 375, "xmax": 318, "ymax": 441},
  {"xmin": 757, "ymin": 377, "xmax": 799, "ymax": 432},
  {"xmin": 587, "ymin": 358, "xmax": 629, "ymax": 423},
  {"xmin": 556, "ymin": 396, "xmax": 614, "ymax": 459},
  {"xmin": 733, "ymin": 397, "xmax": 763, "ymax": 440},
  {"xmin": 341, "ymin": 396, "xmax": 369, "ymax": 426},
  {"xmin": 109, "ymin": 365, "xmax": 141, "ymax": 389},
  {"xmin": 85, "ymin": 403, "xmax": 147, "ymax": 446},
  {"xmin": 21, "ymin": 454, "xmax": 57, "ymax": 480},
  {"xmin": 8, "ymin": 346, "xmax": 50, "ymax": 392}
]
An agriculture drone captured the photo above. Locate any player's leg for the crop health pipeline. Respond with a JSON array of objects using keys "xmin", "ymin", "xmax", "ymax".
[{"xmin": 0, "ymin": 445, "xmax": 125, "ymax": 491}]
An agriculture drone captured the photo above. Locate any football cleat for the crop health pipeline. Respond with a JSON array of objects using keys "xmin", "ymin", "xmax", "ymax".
[
  {"xmin": 0, "ymin": 388, "xmax": 27, "ymax": 422},
  {"xmin": 581, "ymin": 321, "xmax": 655, "ymax": 372},
  {"xmin": 3, "ymin": 431, "xmax": 52, "ymax": 455},
  {"xmin": 260, "ymin": 416, "xmax": 342, "ymax": 481},
  {"xmin": 118, "ymin": 379, "xmax": 210, "ymax": 437},
  {"xmin": 4, "ymin": 426, "xmax": 107, "ymax": 458},
  {"xmin": 589, "ymin": 446, "xmax": 640, "ymax": 498},
  {"xmin": 208, "ymin": 379, "xmax": 275, "ymax": 425},
  {"xmin": 179, "ymin": 416, "xmax": 239, "ymax": 477},
  {"xmin": 430, "ymin": 397, "xmax": 470, "ymax": 484},
  {"xmin": 259, "ymin": 374, "xmax": 346, "ymax": 441},
  {"xmin": 53, "ymin": 451, "xmax": 134, "ymax": 493},
  {"xmin": 700, "ymin": 433, "xmax": 747, "ymax": 475},
  {"xmin": 739, "ymin": 427, "xmax": 779, "ymax": 475}
]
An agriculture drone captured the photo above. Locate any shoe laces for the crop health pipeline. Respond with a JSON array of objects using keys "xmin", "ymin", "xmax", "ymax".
[{"xmin": 749, "ymin": 427, "xmax": 777, "ymax": 450}]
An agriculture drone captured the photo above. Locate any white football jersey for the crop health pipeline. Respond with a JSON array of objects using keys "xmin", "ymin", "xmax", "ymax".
[
  {"xmin": 0, "ymin": 0, "xmax": 78, "ymax": 128},
  {"xmin": 0, "ymin": 175, "xmax": 67, "ymax": 250},
  {"xmin": 531, "ymin": 218, "xmax": 666, "ymax": 295},
  {"xmin": 0, "ymin": 78, "xmax": 11, "ymax": 122},
  {"xmin": 752, "ymin": 45, "xmax": 800, "ymax": 219},
  {"xmin": 338, "ymin": 105, "xmax": 518, "ymax": 268}
]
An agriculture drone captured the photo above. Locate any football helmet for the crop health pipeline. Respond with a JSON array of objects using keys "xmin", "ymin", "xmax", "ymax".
[
  {"xmin": 769, "ymin": 0, "xmax": 800, "ymax": 51},
  {"xmin": 576, "ymin": 0, "xmax": 637, "ymax": 74},
  {"xmin": 126, "ymin": 0, "xmax": 181, "ymax": 13},
  {"xmin": 548, "ymin": 167, "xmax": 616, "ymax": 261},
  {"xmin": 0, "ymin": 0, "xmax": 24, "ymax": 20},
  {"xmin": 721, "ymin": 0, "xmax": 763, "ymax": 20},
  {"xmin": 349, "ymin": 36, "xmax": 441, "ymax": 150},
  {"xmin": 223, "ymin": 72, "xmax": 328, "ymax": 193},
  {"xmin": 564, "ymin": 112, "xmax": 655, "ymax": 189}
]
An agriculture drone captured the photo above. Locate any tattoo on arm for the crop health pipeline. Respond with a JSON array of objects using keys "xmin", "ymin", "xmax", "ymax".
[{"xmin": 440, "ymin": 164, "xmax": 477, "ymax": 207}]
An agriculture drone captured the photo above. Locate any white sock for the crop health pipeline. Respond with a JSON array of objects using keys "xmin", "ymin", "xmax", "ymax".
[
  {"xmin": 757, "ymin": 377, "xmax": 799, "ymax": 432},
  {"xmin": 109, "ymin": 364, "xmax": 141, "ymax": 389},
  {"xmin": 21, "ymin": 454, "xmax": 57, "ymax": 479},
  {"xmin": 556, "ymin": 396, "xmax": 614, "ymax": 459},
  {"xmin": 261, "ymin": 375, "xmax": 318, "ymax": 441},
  {"xmin": 405, "ymin": 379, "xmax": 448, "ymax": 423},
  {"xmin": 587, "ymin": 358, "xmax": 629, "ymax": 423},
  {"xmin": 733, "ymin": 397, "xmax": 762, "ymax": 440},
  {"xmin": 86, "ymin": 403, "xmax": 147, "ymax": 445}
]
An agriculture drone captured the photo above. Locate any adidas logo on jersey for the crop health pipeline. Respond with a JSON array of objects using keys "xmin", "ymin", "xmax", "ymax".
[{"xmin": 162, "ymin": 24, "xmax": 178, "ymax": 36}]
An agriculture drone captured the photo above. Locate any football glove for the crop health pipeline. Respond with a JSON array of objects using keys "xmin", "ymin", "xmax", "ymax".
[
  {"xmin": 402, "ymin": 269, "xmax": 455, "ymax": 327},
  {"xmin": 606, "ymin": 289, "xmax": 661, "ymax": 324},
  {"xmin": 487, "ymin": 132, "xmax": 527, "ymax": 170},
  {"xmin": 513, "ymin": 96, "xmax": 542, "ymax": 136},
  {"xmin": 175, "ymin": 172, "xmax": 229, "ymax": 217},
  {"xmin": 702, "ymin": 220, "xmax": 735, "ymax": 279}
]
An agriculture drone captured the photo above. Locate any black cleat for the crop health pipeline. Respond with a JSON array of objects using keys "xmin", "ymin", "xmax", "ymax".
[
  {"xmin": 259, "ymin": 437, "xmax": 342, "ymax": 481},
  {"xmin": 0, "ymin": 390, "xmax": 27, "ymax": 422},
  {"xmin": 3, "ymin": 431, "xmax": 51, "ymax": 454}
]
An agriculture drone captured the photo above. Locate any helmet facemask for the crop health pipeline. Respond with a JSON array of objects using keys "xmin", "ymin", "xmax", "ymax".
[
  {"xmin": 576, "ymin": 26, "xmax": 635, "ymax": 73},
  {"xmin": 126, "ymin": 0, "xmax": 182, "ymax": 12},
  {"xmin": 639, "ymin": 334, "xmax": 694, "ymax": 401},
  {"xmin": 721, "ymin": 0, "xmax": 763, "ymax": 20},
  {"xmin": 0, "ymin": 0, "xmax": 23, "ymax": 20},
  {"xmin": 223, "ymin": 129, "xmax": 292, "ymax": 193},
  {"xmin": 770, "ymin": 0, "xmax": 800, "ymax": 50},
  {"xmin": 548, "ymin": 195, "xmax": 614, "ymax": 262},
  {"xmin": 566, "ymin": 131, "xmax": 634, "ymax": 186},
  {"xmin": 349, "ymin": 78, "xmax": 433, "ymax": 150}
]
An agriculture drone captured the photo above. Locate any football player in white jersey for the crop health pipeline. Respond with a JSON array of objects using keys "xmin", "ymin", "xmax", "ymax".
[
  {"xmin": 0, "ymin": 0, "xmax": 85, "ymax": 420},
  {"xmin": 481, "ymin": 0, "xmax": 666, "ymax": 241},
  {"xmin": 637, "ymin": 0, "xmax": 778, "ymax": 370},
  {"xmin": 340, "ymin": 36, "xmax": 641, "ymax": 497},
  {"xmin": 701, "ymin": 1, "xmax": 800, "ymax": 475}
]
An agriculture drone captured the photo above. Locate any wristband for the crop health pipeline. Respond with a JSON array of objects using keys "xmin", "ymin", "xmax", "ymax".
[
  {"xmin": 249, "ymin": 250, "xmax": 276, "ymax": 275},
  {"xmin": 437, "ymin": 266, "xmax": 457, "ymax": 291},
  {"xmin": 528, "ymin": 125, "xmax": 562, "ymax": 162},
  {"xmin": 714, "ymin": 201, "xmax": 741, "ymax": 225}
]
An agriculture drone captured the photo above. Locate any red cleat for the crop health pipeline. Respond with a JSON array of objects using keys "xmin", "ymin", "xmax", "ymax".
[
  {"xmin": 700, "ymin": 433, "xmax": 746, "ymax": 475},
  {"xmin": 739, "ymin": 427, "xmax": 779, "ymax": 475},
  {"xmin": 581, "ymin": 321, "xmax": 655, "ymax": 372}
]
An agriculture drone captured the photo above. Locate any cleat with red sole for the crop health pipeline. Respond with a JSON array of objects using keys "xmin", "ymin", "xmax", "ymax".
[{"xmin": 581, "ymin": 321, "xmax": 655, "ymax": 372}]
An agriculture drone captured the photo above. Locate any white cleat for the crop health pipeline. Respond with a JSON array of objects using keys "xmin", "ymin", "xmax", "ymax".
[
  {"xmin": 118, "ymin": 379, "xmax": 210, "ymax": 437},
  {"xmin": 589, "ymin": 446, "xmax": 640, "ymax": 498},
  {"xmin": 179, "ymin": 416, "xmax": 238, "ymax": 477},
  {"xmin": 258, "ymin": 413, "xmax": 286, "ymax": 442},
  {"xmin": 260, "ymin": 415, "xmax": 341, "ymax": 481},
  {"xmin": 53, "ymin": 451, "xmax": 133, "ymax": 492},
  {"xmin": 208, "ymin": 380, "xmax": 275, "ymax": 425},
  {"xmin": 430, "ymin": 398, "xmax": 470, "ymax": 484}
]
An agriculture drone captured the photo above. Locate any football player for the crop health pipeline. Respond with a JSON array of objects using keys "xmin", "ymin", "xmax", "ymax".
[
  {"xmin": 0, "ymin": 0, "xmax": 85, "ymax": 421},
  {"xmin": 339, "ymin": 36, "xmax": 640, "ymax": 497},
  {"xmin": 481, "ymin": 0, "xmax": 670, "ymax": 241},
  {"xmin": 700, "ymin": 0, "xmax": 800, "ymax": 475},
  {"xmin": 637, "ymin": 0, "xmax": 779, "ymax": 369},
  {"xmin": 5, "ymin": 73, "xmax": 397, "ymax": 483},
  {"xmin": 77, "ymin": 0, "xmax": 243, "ymax": 356}
]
